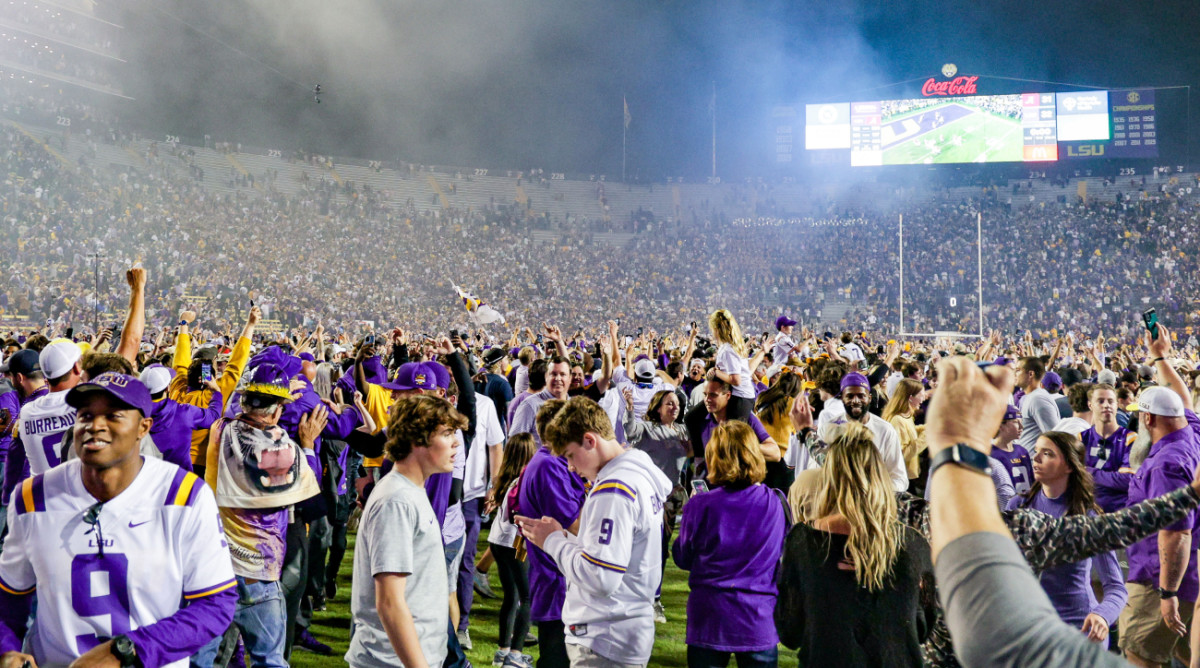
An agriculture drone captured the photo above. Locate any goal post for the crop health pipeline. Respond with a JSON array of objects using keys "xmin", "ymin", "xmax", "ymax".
[{"xmin": 898, "ymin": 212, "xmax": 985, "ymax": 338}]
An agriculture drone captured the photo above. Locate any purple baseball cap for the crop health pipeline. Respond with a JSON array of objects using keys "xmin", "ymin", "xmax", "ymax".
[
  {"xmin": 775, "ymin": 315, "xmax": 797, "ymax": 330},
  {"xmin": 993, "ymin": 356, "xmax": 1011, "ymax": 367},
  {"xmin": 425, "ymin": 361, "xmax": 451, "ymax": 391},
  {"xmin": 1003, "ymin": 405, "xmax": 1020, "ymax": 421},
  {"xmin": 298, "ymin": 352, "xmax": 316, "ymax": 363},
  {"xmin": 379, "ymin": 362, "xmax": 437, "ymax": 392},
  {"xmin": 839, "ymin": 372, "xmax": 870, "ymax": 394},
  {"xmin": 1042, "ymin": 371, "xmax": 1063, "ymax": 392},
  {"xmin": 66, "ymin": 372, "xmax": 153, "ymax": 416}
]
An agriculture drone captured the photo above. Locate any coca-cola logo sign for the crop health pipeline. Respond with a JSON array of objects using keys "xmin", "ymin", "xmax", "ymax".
[{"xmin": 922, "ymin": 76, "xmax": 979, "ymax": 97}]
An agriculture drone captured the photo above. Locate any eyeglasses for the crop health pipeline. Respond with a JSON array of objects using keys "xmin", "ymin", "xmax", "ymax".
[{"xmin": 82, "ymin": 502, "xmax": 106, "ymax": 557}]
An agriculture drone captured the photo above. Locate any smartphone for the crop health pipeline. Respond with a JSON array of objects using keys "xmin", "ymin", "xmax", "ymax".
[
  {"xmin": 450, "ymin": 329, "xmax": 460, "ymax": 339},
  {"xmin": 637, "ymin": 327, "xmax": 643, "ymax": 336},
  {"xmin": 690, "ymin": 479, "xmax": 709, "ymax": 495},
  {"xmin": 1143, "ymin": 308, "xmax": 1159, "ymax": 340},
  {"xmin": 200, "ymin": 362, "xmax": 214, "ymax": 383}
]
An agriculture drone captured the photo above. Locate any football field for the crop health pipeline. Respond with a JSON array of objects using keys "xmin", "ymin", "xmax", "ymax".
[{"xmin": 880, "ymin": 102, "xmax": 1023, "ymax": 165}]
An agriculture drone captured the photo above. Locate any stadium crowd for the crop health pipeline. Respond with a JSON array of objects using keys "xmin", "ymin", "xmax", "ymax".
[
  {"xmin": 10, "ymin": 102, "xmax": 1200, "ymax": 668},
  {"xmin": 4, "ymin": 122, "xmax": 1200, "ymax": 349}
]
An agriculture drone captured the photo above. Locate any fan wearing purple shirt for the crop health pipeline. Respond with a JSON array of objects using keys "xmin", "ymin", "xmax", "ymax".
[
  {"xmin": 691, "ymin": 378, "xmax": 781, "ymax": 479},
  {"xmin": 991, "ymin": 405, "xmax": 1034, "ymax": 495},
  {"xmin": 1119, "ymin": 326, "xmax": 1200, "ymax": 667},
  {"xmin": 518, "ymin": 398, "xmax": 587, "ymax": 668},
  {"xmin": 1080, "ymin": 383, "xmax": 1133, "ymax": 513},
  {"xmin": 1006, "ymin": 431, "xmax": 1127, "ymax": 643},
  {"xmin": 674, "ymin": 421, "xmax": 786, "ymax": 668}
]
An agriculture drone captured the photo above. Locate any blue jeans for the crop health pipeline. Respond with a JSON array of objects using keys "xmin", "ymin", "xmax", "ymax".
[
  {"xmin": 686, "ymin": 645, "xmax": 778, "ymax": 668},
  {"xmin": 193, "ymin": 577, "xmax": 286, "ymax": 668}
]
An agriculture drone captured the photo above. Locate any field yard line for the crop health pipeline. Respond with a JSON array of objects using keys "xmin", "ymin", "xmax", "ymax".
[{"xmin": 976, "ymin": 120, "xmax": 1023, "ymax": 163}]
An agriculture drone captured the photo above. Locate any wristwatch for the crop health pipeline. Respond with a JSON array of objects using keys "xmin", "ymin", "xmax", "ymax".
[
  {"xmin": 1158, "ymin": 587, "xmax": 1179, "ymax": 599},
  {"xmin": 929, "ymin": 443, "xmax": 992, "ymax": 478},
  {"xmin": 110, "ymin": 634, "xmax": 141, "ymax": 667}
]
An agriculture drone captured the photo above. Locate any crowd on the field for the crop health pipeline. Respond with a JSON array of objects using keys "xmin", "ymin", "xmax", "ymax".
[{"xmin": 4, "ymin": 274, "xmax": 1200, "ymax": 668}]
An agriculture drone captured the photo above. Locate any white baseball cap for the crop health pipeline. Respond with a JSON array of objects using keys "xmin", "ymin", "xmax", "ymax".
[
  {"xmin": 1138, "ymin": 386, "xmax": 1185, "ymax": 418},
  {"xmin": 633, "ymin": 358, "xmax": 656, "ymax": 381},
  {"xmin": 139, "ymin": 366, "xmax": 172, "ymax": 395},
  {"xmin": 40, "ymin": 339, "xmax": 82, "ymax": 379}
]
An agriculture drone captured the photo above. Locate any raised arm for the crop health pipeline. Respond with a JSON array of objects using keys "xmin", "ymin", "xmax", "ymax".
[
  {"xmin": 115, "ymin": 264, "xmax": 146, "ymax": 364},
  {"xmin": 1149, "ymin": 325, "xmax": 1193, "ymax": 412},
  {"xmin": 543, "ymin": 322, "xmax": 568, "ymax": 359}
]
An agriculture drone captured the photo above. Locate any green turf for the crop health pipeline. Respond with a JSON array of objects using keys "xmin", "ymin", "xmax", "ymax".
[
  {"xmin": 881, "ymin": 108, "xmax": 1023, "ymax": 165},
  {"xmin": 293, "ymin": 532, "xmax": 801, "ymax": 668}
]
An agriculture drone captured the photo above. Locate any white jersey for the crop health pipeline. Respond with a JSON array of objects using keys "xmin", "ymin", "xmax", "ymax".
[
  {"xmin": 0, "ymin": 458, "xmax": 236, "ymax": 668},
  {"xmin": 543, "ymin": 448, "xmax": 673, "ymax": 665},
  {"xmin": 18, "ymin": 390, "xmax": 76, "ymax": 475},
  {"xmin": 612, "ymin": 367, "xmax": 675, "ymax": 420}
]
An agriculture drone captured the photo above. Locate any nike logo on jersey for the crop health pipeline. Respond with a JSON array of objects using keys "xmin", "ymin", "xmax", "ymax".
[{"xmin": 129, "ymin": 520, "xmax": 151, "ymax": 528}]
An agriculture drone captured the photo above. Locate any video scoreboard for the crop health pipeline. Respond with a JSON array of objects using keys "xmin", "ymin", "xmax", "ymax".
[{"xmin": 797, "ymin": 86, "xmax": 1157, "ymax": 167}]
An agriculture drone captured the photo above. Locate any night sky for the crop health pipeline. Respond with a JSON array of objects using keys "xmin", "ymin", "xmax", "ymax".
[{"xmin": 107, "ymin": 0, "xmax": 1200, "ymax": 177}]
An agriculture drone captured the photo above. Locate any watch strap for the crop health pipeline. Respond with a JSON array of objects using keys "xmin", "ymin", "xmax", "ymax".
[{"xmin": 930, "ymin": 443, "xmax": 992, "ymax": 478}]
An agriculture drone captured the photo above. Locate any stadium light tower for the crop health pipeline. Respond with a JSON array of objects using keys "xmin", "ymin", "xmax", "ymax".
[{"xmin": 88, "ymin": 251, "xmax": 105, "ymax": 335}]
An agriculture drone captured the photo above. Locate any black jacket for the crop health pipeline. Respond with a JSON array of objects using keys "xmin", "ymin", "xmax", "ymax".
[{"xmin": 775, "ymin": 522, "xmax": 936, "ymax": 668}]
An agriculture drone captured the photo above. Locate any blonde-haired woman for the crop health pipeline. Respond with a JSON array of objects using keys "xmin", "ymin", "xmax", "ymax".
[
  {"xmin": 674, "ymin": 420, "xmax": 787, "ymax": 668},
  {"xmin": 707, "ymin": 309, "xmax": 755, "ymax": 419},
  {"xmin": 775, "ymin": 422, "xmax": 935, "ymax": 667},
  {"xmin": 882, "ymin": 378, "xmax": 927, "ymax": 492}
]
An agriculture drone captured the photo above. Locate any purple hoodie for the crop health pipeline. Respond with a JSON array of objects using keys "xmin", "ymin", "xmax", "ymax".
[{"xmin": 149, "ymin": 391, "xmax": 223, "ymax": 471}]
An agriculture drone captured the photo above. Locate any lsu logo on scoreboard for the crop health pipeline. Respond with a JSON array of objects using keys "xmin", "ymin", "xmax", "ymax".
[{"xmin": 1066, "ymin": 144, "xmax": 1105, "ymax": 157}]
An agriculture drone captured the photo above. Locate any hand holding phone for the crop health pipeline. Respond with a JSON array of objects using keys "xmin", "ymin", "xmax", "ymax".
[
  {"xmin": 1143, "ymin": 308, "xmax": 1160, "ymax": 341},
  {"xmin": 690, "ymin": 479, "xmax": 709, "ymax": 495}
]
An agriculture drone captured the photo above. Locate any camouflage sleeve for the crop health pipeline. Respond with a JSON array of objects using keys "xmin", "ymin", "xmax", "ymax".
[{"xmin": 1008, "ymin": 485, "xmax": 1200, "ymax": 573}]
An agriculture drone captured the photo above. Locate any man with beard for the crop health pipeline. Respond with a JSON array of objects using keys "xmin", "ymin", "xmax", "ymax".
[
  {"xmin": 1081, "ymin": 383, "xmax": 1134, "ymax": 513},
  {"xmin": 827, "ymin": 373, "xmax": 909, "ymax": 492},
  {"xmin": 1119, "ymin": 325, "xmax": 1200, "ymax": 668}
]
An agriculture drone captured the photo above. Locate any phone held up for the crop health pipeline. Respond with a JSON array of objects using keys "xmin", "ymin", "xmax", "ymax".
[{"xmin": 1143, "ymin": 308, "xmax": 1159, "ymax": 340}]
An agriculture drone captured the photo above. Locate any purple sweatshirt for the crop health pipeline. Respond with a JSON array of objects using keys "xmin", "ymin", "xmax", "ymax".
[
  {"xmin": 673, "ymin": 483, "xmax": 786, "ymax": 651},
  {"xmin": 148, "ymin": 391, "xmax": 223, "ymax": 471},
  {"xmin": 520, "ymin": 446, "xmax": 587, "ymax": 622},
  {"xmin": 1007, "ymin": 490, "xmax": 1127, "ymax": 626}
]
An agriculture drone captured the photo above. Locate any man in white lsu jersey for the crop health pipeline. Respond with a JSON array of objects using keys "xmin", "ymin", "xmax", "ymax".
[
  {"xmin": 518, "ymin": 397, "xmax": 672, "ymax": 668},
  {"xmin": 0, "ymin": 372, "xmax": 236, "ymax": 668},
  {"xmin": 17, "ymin": 340, "xmax": 86, "ymax": 477}
]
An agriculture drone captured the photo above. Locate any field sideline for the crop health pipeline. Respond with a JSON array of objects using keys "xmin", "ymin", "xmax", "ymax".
[{"xmin": 293, "ymin": 532, "xmax": 803, "ymax": 668}]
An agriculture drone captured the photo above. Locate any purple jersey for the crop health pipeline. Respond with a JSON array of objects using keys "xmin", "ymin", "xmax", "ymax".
[
  {"xmin": 1081, "ymin": 425, "xmax": 1134, "ymax": 513},
  {"xmin": 519, "ymin": 446, "xmax": 587, "ymax": 622},
  {"xmin": 990, "ymin": 443, "xmax": 1034, "ymax": 495}
]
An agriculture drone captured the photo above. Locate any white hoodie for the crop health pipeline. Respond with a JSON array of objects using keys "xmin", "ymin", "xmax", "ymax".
[{"xmin": 543, "ymin": 448, "xmax": 673, "ymax": 665}]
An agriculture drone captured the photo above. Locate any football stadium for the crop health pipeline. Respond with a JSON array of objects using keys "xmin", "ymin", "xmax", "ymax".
[{"xmin": 1, "ymin": 1, "xmax": 1199, "ymax": 668}]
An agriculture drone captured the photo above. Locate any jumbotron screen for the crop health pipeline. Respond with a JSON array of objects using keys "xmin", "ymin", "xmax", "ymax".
[{"xmin": 802, "ymin": 88, "xmax": 1156, "ymax": 166}]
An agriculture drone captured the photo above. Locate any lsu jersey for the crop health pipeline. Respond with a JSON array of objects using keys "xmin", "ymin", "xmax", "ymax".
[
  {"xmin": 0, "ymin": 458, "xmax": 236, "ymax": 668},
  {"xmin": 18, "ymin": 390, "xmax": 76, "ymax": 475}
]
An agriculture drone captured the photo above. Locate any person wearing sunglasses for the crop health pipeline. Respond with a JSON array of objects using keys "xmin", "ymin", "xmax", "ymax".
[{"xmin": 0, "ymin": 372, "xmax": 236, "ymax": 668}]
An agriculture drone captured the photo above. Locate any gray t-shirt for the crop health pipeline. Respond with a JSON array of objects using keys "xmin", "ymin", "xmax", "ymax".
[
  {"xmin": 346, "ymin": 470, "xmax": 449, "ymax": 668},
  {"xmin": 936, "ymin": 531, "xmax": 1127, "ymax": 668},
  {"xmin": 1019, "ymin": 388, "xmax": 1061, "ymax": 452}
]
